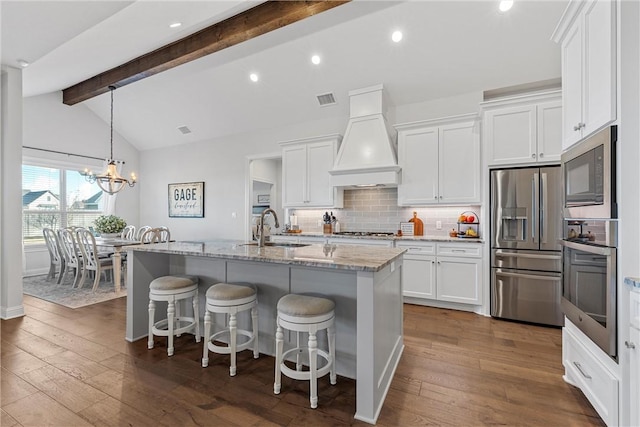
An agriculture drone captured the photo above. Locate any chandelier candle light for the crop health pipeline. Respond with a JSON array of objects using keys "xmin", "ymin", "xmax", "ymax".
[{"xmin": 82, "ymin": 86, "xmax": 137, "ymax": 195}]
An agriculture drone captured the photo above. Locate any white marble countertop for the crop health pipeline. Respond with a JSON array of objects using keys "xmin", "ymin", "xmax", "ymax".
[
  {"xmin": 624, "ymin": 277, "xmax": 640, "ymax": 292},
  {"xmin": 273, "ymin": 231, "xmax": 483, "ymax": 243},
  {"xmin": 128, "ymin": 240, "xmax": 406, "ymax": 272}
]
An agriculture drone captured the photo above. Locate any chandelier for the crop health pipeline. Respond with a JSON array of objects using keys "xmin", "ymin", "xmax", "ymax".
[{"xmin": 81, "ymin": 86, "xmax": 137, "ymax": 194}]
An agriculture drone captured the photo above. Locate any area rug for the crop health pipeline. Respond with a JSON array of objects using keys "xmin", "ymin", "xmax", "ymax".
[{"xmin": 22, "ymin": 274, "xmax": 126, "ymax": 309}]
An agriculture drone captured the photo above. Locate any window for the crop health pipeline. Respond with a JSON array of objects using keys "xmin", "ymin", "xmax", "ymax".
[{"xmin": 22, "ymin": 163, "xmax": 104, "ymax": 245}]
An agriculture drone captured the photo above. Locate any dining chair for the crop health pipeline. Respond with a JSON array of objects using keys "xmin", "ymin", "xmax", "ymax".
[
  {"xmin": 157, "ymin": 226, "xmax": 171, "ymax": 242},
  {"xmin": 140, "ymin": 228, "xmax": 161, "ymax": 244},
  {"xmin": 43, "ymin": 228, "xmax": 65, "ymax": 283},
  {"xmin": 136, "ymin": 226, "xmax": 152, "ymax": 241},
  {"xmin": 76, "ymin": 228, "xmax": 115, "ymax": 291},
  {"xmin": 57, "ymin": 228, "xmax": 83, "ymax": 287},
  {"xmin": 121, "ymin": 225, "xmax": 136, "ymax": 240}
]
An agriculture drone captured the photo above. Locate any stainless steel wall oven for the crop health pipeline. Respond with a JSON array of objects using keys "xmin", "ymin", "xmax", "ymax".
[{"xmin": 561, "ymin": 125, "xmax": 618, "ymax": 360}]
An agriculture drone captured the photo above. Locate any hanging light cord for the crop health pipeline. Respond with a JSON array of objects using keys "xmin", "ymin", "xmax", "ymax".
[{"xmin": 109, "ymin": 85, "xmax": 115, "ymax": 160}]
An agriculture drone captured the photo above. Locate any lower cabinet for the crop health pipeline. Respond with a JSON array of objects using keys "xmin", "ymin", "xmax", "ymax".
[
  {"xmin": 397, "ymin": 241, "xmax": 482, "ymax": 306},
  {"xmin": 563, "ymin": 318, "xmax": 619, "ymax": 427},
  {"xmin": 629, "ymin": 291, "xmax": 640, "ymax": 427}
]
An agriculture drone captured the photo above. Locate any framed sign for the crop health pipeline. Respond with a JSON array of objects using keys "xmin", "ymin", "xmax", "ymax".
[
  {"xmin": 168, "ymin": 182, "xmax": 204, "ymax": 218},
  {"xmin": 257, "ymin": 194, "xmax": 270, "ymax": 204}
]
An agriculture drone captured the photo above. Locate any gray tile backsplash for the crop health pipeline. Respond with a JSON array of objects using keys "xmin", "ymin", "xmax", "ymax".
[{"xmin": 289, "ymin": 188, "xmax": 480, "ymax": 238}]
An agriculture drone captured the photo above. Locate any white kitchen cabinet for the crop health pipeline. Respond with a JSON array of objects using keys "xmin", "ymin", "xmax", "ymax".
[
  {"xmin": 395, "ymin": 114, "xmax": 480, "ymax": 206},
  {"xmin": 281, "ymin": 134, "xmax": 343, "ymax": 208},
  {"xmin": 397, "ymin": 241, "xmax": 482, "ymax": 306},
  {"xmin": 629, "ymin": 290, "xmax": 640, "ymax": 427},
  {"xmin": 482, "ymin": 91, "xmax": 562, "ymax": 166},
  {"xmin": 329, "ymin": 237, "xmax": 394, "ymax": 247},
  {"xmin": 563, "ymin": 318, "xmax": 619, "ymax": 427},
  {"xmin": 553, "ymin": 0, "xmax": 616, "ymax": 150}
]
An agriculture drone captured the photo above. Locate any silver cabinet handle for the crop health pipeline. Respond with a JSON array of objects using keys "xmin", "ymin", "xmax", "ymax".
[
  {"xmin": 574, "ymin": 124, "xmax": 581, "ymax": 131},
  {"xmin": 451, "ymin": 249, "xmax": 466, "ymax": 253},
  {"xmin": 573, "ymin": 362, "xmax": 592, "ymax": 379},
  {"xmin": 580, "ymin": 122, "xmax": 585, "ymax": 129},
  {"xmin": 625, "ymin": 341, "xmax": 636, "ymax": 349},
  {"xmin": 532, "ymin": 153, "xmax": 536, "ymax": 158},
  {"xmin": 539, "ymin": 153, "xmax": 544, "ymax": 158}
]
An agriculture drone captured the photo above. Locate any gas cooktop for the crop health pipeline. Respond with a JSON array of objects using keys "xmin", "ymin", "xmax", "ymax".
[{"xmin": 333, "ymin": 231, "xmax": 395, "ymax": 237}]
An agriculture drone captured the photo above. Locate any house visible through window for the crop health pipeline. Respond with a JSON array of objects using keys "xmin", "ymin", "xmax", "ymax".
[{"xmin": 22, "ymin": 163, "xmax": 104, "ymax": 245}]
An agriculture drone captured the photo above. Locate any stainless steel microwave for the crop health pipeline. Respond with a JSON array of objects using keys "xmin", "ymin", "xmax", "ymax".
[{"xmin": 561, "ymin": 126, "xmax": 617, "ymax": 219}]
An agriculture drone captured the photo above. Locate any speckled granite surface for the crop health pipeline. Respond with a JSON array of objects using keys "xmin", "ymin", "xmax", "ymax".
[
  {"xmin": 624, "ymin": 277, "xmax": 640, "ymax": 291},
  {"xmin": 129, "ymin": 240, "xmax": 406, "ymax": 272},
  {"xmin": 273, "ymin": 232, "xmax": 483, "ymax": 243}
]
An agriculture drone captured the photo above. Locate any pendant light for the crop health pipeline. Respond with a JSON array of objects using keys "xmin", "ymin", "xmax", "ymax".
[{"xmin": 82, "ymin": 86, "xmax": 137, "ymax": 194}]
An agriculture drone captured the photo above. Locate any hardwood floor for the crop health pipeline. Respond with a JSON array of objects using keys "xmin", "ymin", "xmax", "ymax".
[{"xmin": 1, "ymin": 295, "xmax": 604, "ymax": 426}]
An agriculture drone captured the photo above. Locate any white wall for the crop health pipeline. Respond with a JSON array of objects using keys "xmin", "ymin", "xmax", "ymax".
[
  {"xmin": 23, "ymin": 92, "xmax": 140, "ymax": 225},
  {"xmin": 1, "ymin": 66, "xmax": 25, "ymax": 319}
]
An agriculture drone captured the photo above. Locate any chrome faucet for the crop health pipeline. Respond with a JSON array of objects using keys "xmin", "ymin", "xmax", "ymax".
[{"xmin": 258, "ymin": 208, "xmax": 280, "ymax": 247}]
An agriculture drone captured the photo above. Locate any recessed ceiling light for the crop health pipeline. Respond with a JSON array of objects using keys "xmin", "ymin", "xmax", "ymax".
[
  {"xmin": 499, "ymin": 1, "xmax": 513, "ymax": 12},
  {"xmin": 169, "ymin": 22, "xmax": 182, "ymax": 28},
  {"xmin": 249, "ymin": 73, "xmax": 259, "ymax": 82},
  {"xmin": 311, "ymin": 55, "xmax": 321, "ymax": 65},
  {"xmin": 17, "ymin": 59, "xmax": 30, "ymax": 68},
  {"xmin": 391, "ymin": 30, "xmax": 403, "ymax": 43}
]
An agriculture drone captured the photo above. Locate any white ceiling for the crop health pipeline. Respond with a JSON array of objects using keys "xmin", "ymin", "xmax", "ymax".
[{"xmin": 1, "ymin": 0, "xmax": 568, "ymax": 152}]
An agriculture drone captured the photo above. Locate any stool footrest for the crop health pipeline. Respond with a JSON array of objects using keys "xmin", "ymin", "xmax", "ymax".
[
  {"xmin": 207, "ymin": 329, "xmax": 255, "ymax": 354},
  {"xmin": 152, "ymin": 317, "xmax": 197, "ymax": 337},
  {"xmin": 280, "ymin": 347, "xmax": 333, "ymax": 381}
]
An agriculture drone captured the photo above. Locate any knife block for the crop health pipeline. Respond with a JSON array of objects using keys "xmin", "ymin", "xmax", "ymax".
[{"xmin": 323, "ymin": 224, "xmax": 332, "ymax": 234}]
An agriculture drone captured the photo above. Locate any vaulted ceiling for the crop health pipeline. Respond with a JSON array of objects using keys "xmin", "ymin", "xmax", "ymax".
[{"xmin": 1, "ymin": 0, "xmax": 568, "ymax": 151}]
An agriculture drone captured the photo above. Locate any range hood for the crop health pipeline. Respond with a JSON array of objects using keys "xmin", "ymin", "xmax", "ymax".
[{"xmin": 330, "ymin": 84, "xmax": 400, "ymax": 187}]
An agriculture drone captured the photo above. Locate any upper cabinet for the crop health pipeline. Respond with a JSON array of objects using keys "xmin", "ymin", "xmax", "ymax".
[
  {"xmin": 552, "ymin": 0, "xmax": 617, "ymax": 151},
  {"xmin": 395, "ymin": 114, "xmax": 480, "ymax": 206},
  {"xmin": 482, "ymin": 91, "xmax": 562, "ymax": 166},
  {"xmin": 281, "ymin": 134, "xmax": 343, "ymax": 208}
]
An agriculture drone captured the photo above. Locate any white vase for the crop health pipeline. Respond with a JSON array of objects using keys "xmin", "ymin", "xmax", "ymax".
[{"xmin": 100, "ymin": 233, "xmax": 120, "ymax": 239}]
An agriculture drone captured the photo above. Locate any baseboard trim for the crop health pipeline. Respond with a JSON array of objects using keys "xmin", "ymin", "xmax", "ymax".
[{"xmin": 1, "ymin": 304, "xmax": 25, "ymax": 319}]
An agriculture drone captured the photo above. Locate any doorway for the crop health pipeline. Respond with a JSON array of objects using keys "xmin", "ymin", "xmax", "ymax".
[{"xmin": 246, "ymin": 154, "xmax": 283, "ymax": 241}]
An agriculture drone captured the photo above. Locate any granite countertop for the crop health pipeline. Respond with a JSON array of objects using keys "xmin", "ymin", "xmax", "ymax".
[
  {"xmin": 128, "ymin": 240, "xmax": 406, "ymax": 272},
  {"xmin": 273, "ymin": 231, "xmax": 483, "ymax": 243},
  {"xmin": 624, "ymin": 277, "xmax": 640, "ymax": 292}
]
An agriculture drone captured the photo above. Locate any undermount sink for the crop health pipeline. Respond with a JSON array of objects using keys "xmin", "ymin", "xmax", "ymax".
[{"xmin": 242, "ymin": 242, "xmax": 310, "ymax": 248}]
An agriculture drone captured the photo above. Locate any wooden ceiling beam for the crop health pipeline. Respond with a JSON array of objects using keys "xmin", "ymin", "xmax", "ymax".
[{"xmin": 62, "ymin": 1, "xmax": 349, "ymax": 105}]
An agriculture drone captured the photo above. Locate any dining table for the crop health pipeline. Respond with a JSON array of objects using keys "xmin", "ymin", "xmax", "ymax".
[{"xmin": 94, "ymin": 237, "xmax": 141, "ymax": 292}]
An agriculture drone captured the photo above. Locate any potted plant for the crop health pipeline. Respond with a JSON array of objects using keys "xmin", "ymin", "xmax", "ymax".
[{"xmin": 94, "ymin": 215, "xmax": 127, "ymax": 238}]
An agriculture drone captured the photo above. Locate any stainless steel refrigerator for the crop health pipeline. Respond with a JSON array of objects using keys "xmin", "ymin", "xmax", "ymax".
[{"xmin": 490, "ymin": 166, "xmax": 563, "ymax": 327}]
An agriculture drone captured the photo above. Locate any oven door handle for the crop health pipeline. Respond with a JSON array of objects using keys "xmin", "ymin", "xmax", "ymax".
[{"xmin": 560, "ymin": 239, "xmax": 613, "ymax": 256}]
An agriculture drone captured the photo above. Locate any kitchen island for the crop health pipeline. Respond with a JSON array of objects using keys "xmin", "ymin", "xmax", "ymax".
[{"xmin": 126, "ymin": 240, "xmax": 405, "ymax": 424}]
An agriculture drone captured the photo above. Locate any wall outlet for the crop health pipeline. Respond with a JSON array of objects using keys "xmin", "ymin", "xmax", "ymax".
[
  {"xmin": 436, "ymin": 220, "xmax": 442, "ymax": 230},
  {"xmin": 231, "ymin": 212, "xmax": 237, "ymax": 219}
]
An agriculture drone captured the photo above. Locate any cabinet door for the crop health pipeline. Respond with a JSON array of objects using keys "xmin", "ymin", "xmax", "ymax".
[
  {"xmin": 436, "ymin": 256, "xmax": 482, "ymax": 305},
  {"xmin": 630, "ymin": 323, "xmax": 640, "ymax": 427},
  {"xmin": 397, "ymin": 126, "xmax": 439, "ymax": 205},
  {"xmin": 485, "ymin": 105, "xmax": 536, "ymax": 165},
  {"xmin": 282, "ymin": 145, "xmax": 307, "ymax": 207},
  {"xmin": 561, "ymin": 19, "xmax": 583, "ymax": 150},
  {"xmin": 439, "ymin": 121, "xmax": 480, "ymax": 204},
  {"xmin": 306, "ymin": 141, "xmax": 336, "ymax": 207},
  {"xmin": 582, "ymin": 0, "xmax": 616, "ymax": 139},
  {"xmin": 402, "ymin": 254, "xmax": 436, "ymax": 299},
  {"xmin": 536, "ymin": 100, "xmax": 562, "ymax": 162}
]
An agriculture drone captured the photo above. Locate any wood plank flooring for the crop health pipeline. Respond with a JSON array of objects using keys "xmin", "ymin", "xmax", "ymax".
[{"xmin": 1, "ymin": 295, "xmax": 604, "ymax": 426}]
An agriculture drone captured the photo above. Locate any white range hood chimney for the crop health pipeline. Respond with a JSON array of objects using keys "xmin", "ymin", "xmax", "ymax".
[{"xmin": 330, "ymin": 84, "xmax": 400, "ymax": 187}]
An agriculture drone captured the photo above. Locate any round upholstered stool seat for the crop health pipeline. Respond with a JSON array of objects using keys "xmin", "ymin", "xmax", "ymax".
[
  {"xmin": 148, "ymin": 275, "xmax": 200, "ymax": 357},
  {"xmin": 274, "ymin": 294, "xmax": 336, "ymax": 409},
  {"xmin": 202, "ymin": 283, "xmax": 259, "ymax": 376}
]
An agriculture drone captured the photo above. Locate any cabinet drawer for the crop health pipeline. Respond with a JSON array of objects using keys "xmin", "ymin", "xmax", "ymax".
[
  {"xmin": 437, "ymin": 243, "xmax": 481, "ymax": 258},
  {"xmin": 395, "ymin": 241, "xmax": 436, "ymax": 255},
  {"xmin": 563, "ymin": 327, "xmax": 618, "ymax": 426},
  {"xmin": 631, "ymin": 291, "xmax": 640, "ymax": 331}
]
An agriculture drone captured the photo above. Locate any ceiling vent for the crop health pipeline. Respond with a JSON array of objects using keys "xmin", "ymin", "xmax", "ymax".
[
  {"xmin": 316, "ymin": 92, "xmax": 336, "ymax": 107},
  {"xmin": 177, "ymin": 125, "xmax": 192, "ymax": 135}
]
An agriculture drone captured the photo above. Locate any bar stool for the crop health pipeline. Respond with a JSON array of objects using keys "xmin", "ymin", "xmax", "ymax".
[
  {"xmin": 274, "ymin": 294, "xmax": 336, "ymax": 409},
  {"xmin": 202, "ymin": 283, "xmax": 259, "ymax": 376},
  {"xmin": 148, "ymin": 275, "xmax": 200, "ymax": 356}
]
